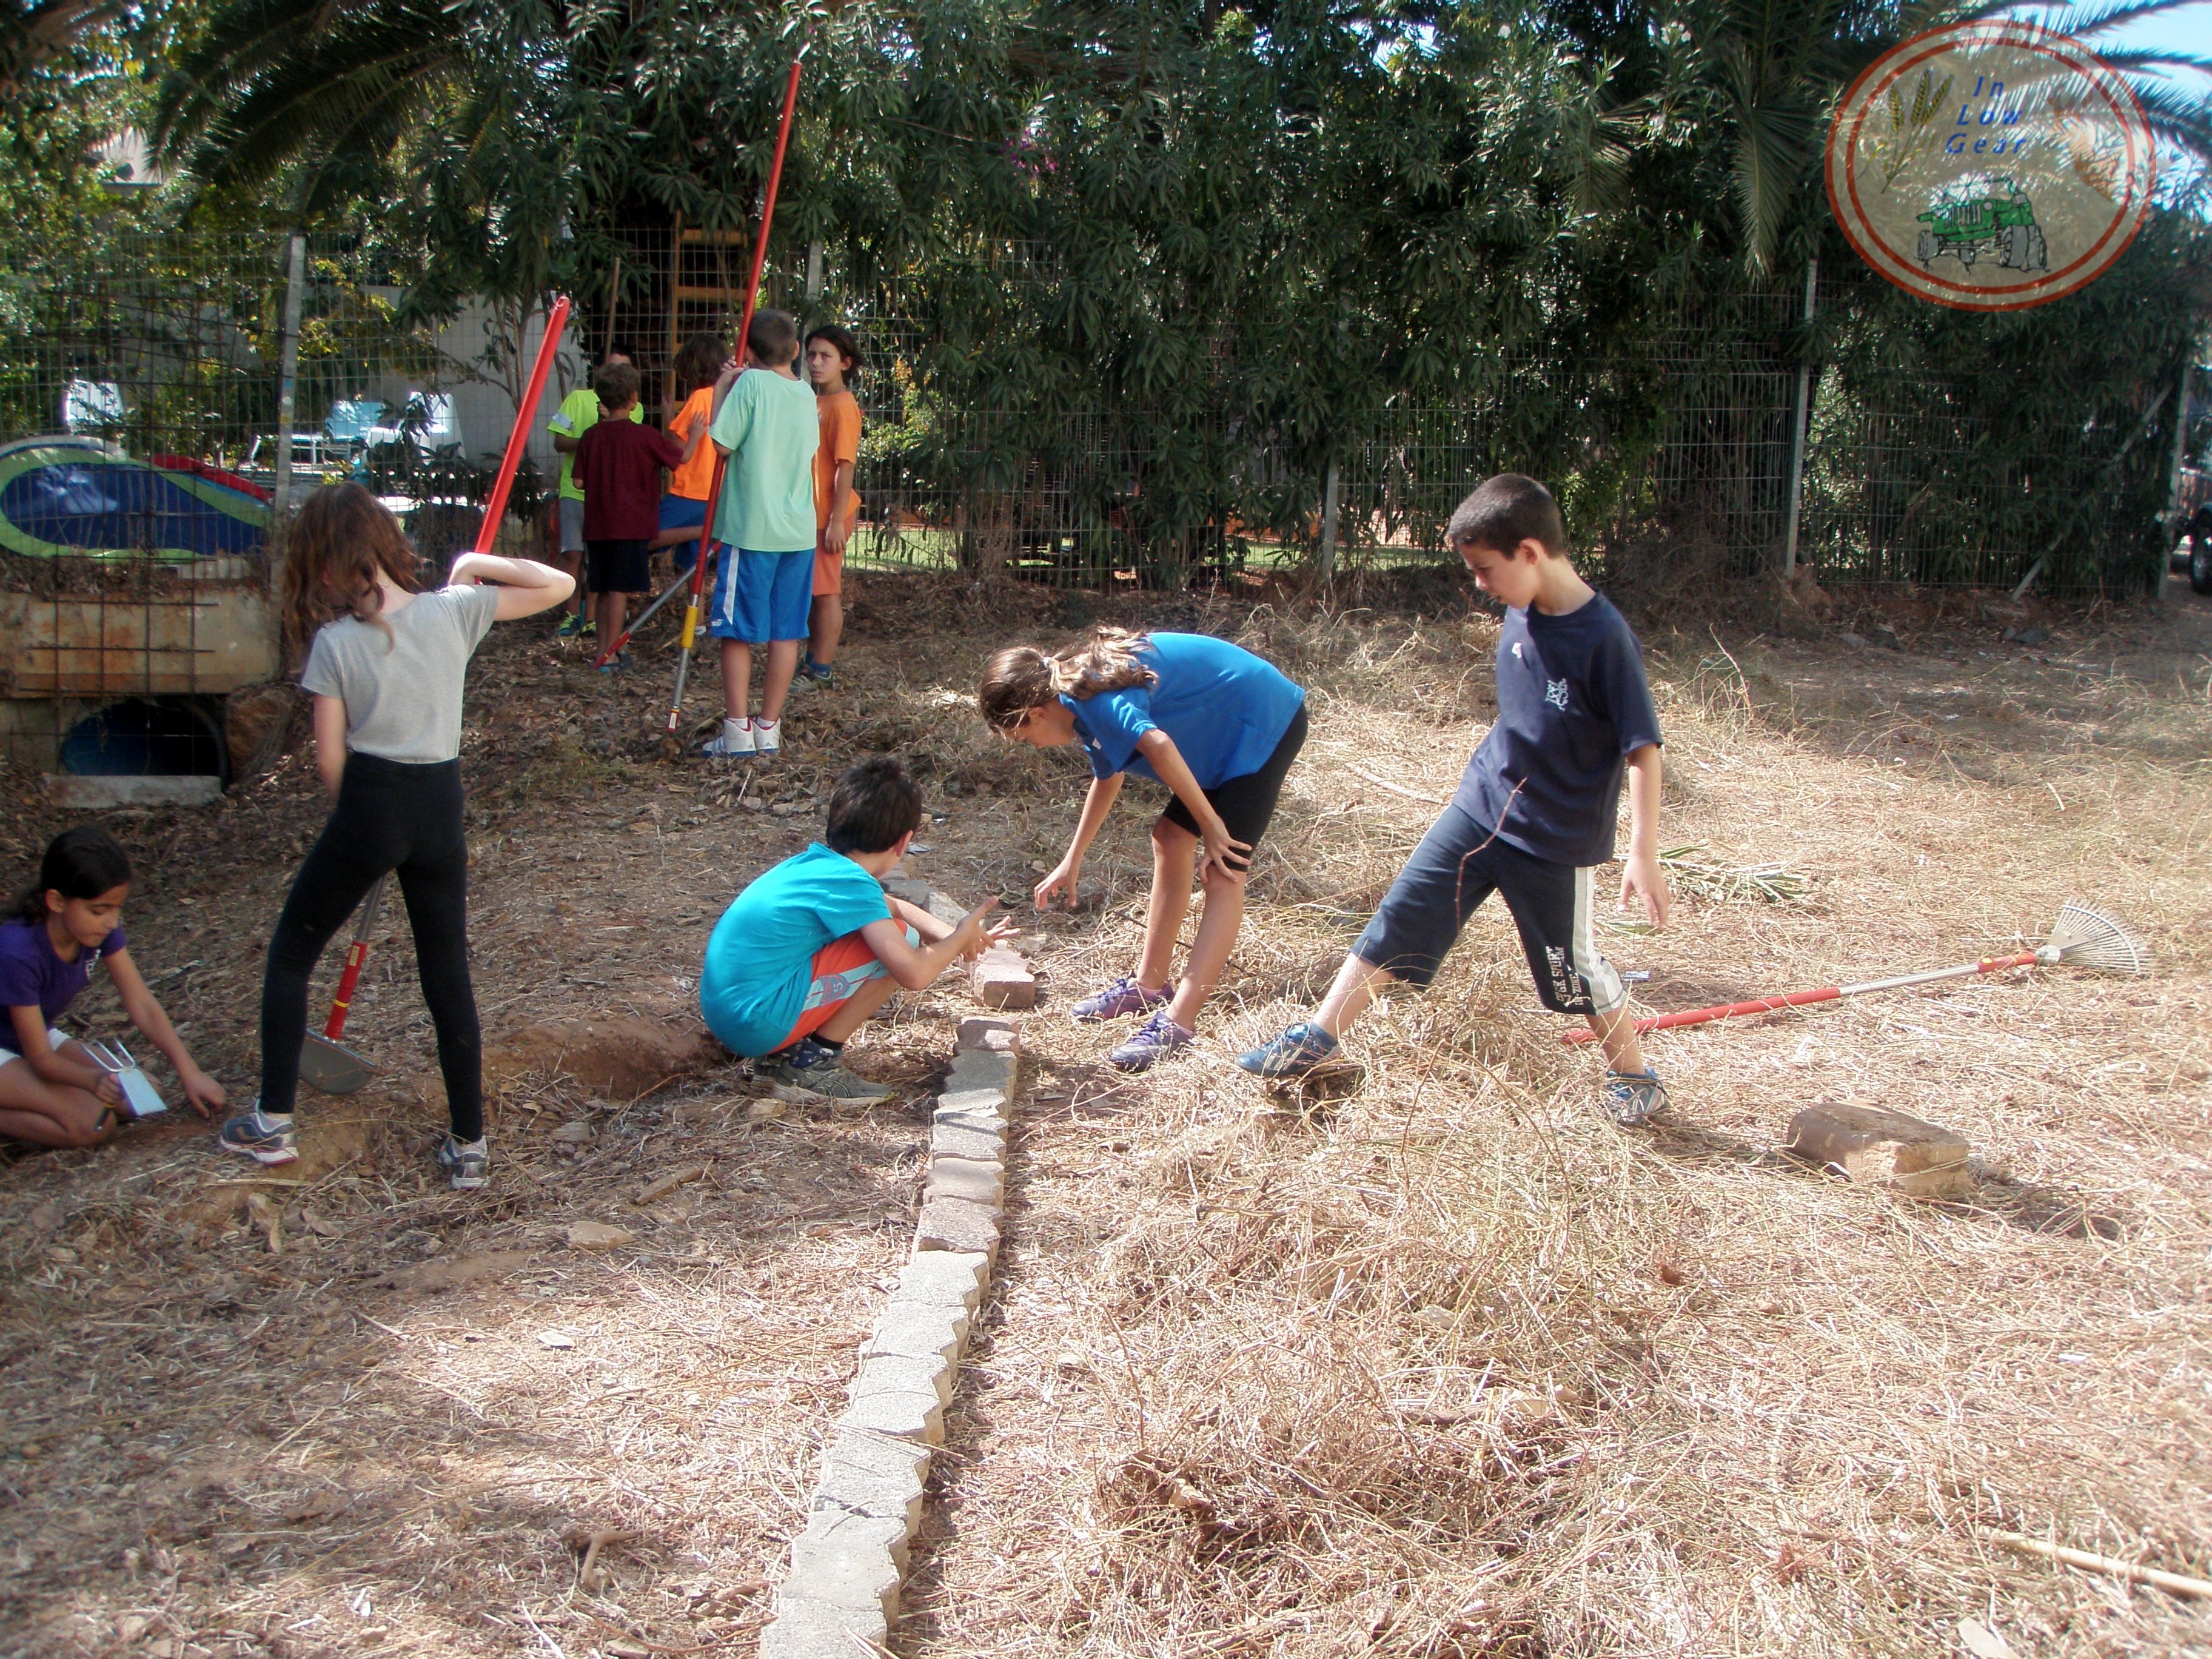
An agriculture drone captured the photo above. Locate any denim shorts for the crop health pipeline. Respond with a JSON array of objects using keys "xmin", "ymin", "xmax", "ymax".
[{"xmin": 660, "ymin": 495, "xmax": 709, "ymax": 573}]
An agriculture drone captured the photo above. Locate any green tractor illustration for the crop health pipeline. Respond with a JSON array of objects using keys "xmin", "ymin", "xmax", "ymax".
[{"xmin": 1916, "ymin": 181, "xmax": 2047, "ymax": 272}]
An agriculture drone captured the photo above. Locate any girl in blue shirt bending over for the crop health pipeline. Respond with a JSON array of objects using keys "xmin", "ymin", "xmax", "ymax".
[{"xmin": 980, "ymin": 628, "xmax": 1307, "ymax": 1071}]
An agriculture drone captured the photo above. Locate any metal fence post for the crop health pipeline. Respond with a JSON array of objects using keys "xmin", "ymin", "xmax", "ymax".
[
  {"xmin": 1782, "ymin": 256, "xmax": 1817, "ymax": 577},
  {"xmin": 1316, "ymin": 458, "xmax": 1341, "ymax": 580},
  {"xmin": 271, "ymin": 233, "xmax": 306, "ymax": 545},
  {"xmin": 2158, "ymin": 350, "xmax": 2193, "ymax": 605}
]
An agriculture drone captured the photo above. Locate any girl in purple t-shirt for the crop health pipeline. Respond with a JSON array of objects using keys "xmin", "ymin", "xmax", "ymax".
[{"xmin": 0, "ymin": 826, "xmax": 224, "ymax": 1148}]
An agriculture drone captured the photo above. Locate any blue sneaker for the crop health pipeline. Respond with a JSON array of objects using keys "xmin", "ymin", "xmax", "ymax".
[
  {"xmin": 1235, "ymin": 1021, "xmax": 1339, "ymax": 1078},
  {"xmin": 216, "ymin": 1107, "xmax": 298, "ymax": 1166},
  {"xmin": 1071, "ymin": 974, "xmax": 1173, "ymax": 1024},
  {"xmin": 1602, "ymin": 1068, "xmax": 1669, "ymax": 1127},
  {"xmin": 1107, "ymin": 1009, "xmax": 1194, "ymax": 1072}
]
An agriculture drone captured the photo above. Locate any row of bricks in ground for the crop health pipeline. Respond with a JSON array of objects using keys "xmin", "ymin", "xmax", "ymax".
[{"xmin": 759, "ymin": 1008, "xmax": 1023, "ymax": 1658}]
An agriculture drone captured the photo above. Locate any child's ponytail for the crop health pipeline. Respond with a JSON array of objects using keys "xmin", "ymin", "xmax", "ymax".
[
  {"xmin": 12, "ymin": 826, "xmax": 132, "ymax": 923},
  {"xmin": 1050, "ymin": 627, "xmax": 1156, "ymax": 702},
  {"xmin": 978, "ymin": 628, "xmax": 1158, "ymax": 731}
]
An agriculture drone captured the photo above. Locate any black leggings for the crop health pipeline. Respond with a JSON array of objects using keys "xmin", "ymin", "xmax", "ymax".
[{"xmin": 258, "ymin": 753, "xmax": 482, "ymax": 1139}]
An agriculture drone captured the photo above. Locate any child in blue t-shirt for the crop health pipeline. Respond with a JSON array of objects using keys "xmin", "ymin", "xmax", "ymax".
[
  {"xmin": 701, "ymin": 756, "xmax": 1013, "ymax": 1102},
  {"xmin": 1239, "ymin": 474, "xmax": 1675, "ymax": 1126},
  {"xmin": 0, "ymin": 826, "xmax": 225, "ymax": 1147},
  {"xmin": 979, "ymin": 629, "xmax": 1308, "ymax": 1071}
]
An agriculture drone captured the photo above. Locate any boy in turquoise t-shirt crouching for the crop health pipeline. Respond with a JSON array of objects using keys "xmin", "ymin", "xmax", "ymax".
[{"xmin": 700, "ymin": 757, "xmax": 1014, "ymax": 1102}]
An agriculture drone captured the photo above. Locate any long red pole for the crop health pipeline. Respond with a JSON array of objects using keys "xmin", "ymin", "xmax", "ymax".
[
  {"xmin": 1560, "ymin": 951, "xmax": 2040, "ymax": 1045},
  {"xmin": 478, "ymin": 295, "xmax": 571, "ymax": 557},
  {"xmin": 657, "ymin": 52, "xmax": 805, "ymax": 723}
]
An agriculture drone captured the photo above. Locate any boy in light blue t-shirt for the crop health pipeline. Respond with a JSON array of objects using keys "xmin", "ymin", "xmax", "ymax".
[
  {"xmin": 701, "ymin": 757, "xmax": 1014, "ymax": 1102},
  {"xmin": 700, "ymin": 308, "xmax": 822, "ymax": 760}
]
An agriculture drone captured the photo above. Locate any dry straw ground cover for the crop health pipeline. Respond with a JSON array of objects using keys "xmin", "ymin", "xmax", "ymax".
[
  {"xmin": 0, "ymin": 574, "xmax": 2204, "ymax": 1657},
  {"xmin": 884, "ymin": 587, "xmax": 2212, "ymax": 1658}
]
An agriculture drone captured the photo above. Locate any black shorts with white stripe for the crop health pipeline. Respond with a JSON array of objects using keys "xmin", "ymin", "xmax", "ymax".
[{"xmin": 1351, "ymin": 801, "xmax": 1626, "ymax": 1017}]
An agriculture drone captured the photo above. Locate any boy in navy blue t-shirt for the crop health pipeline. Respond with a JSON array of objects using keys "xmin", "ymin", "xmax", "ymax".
[{"xmin": 1239, "ymin": 474, "xmax": 1675, "ymax": 1124}]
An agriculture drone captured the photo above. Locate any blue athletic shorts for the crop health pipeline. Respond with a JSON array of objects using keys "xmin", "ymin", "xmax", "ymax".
[
  {"xmin": 708, "ymin": 546, "xmax": 814, "ymax": 644},
  {"xmin": 659, "ymin": 495, "xmax": 708, "ymax": 573}
]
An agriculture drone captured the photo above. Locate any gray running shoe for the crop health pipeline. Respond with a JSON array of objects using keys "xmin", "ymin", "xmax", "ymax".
[
  {"xmin": 437, "ymin": 1134, "xmax": 490, "ymax": 1190},
  {"xmin": 216, "ymin": 1107, "xmax": 298, "ymax": 1166},
  {"xmin": 768, "ymin": 1037, "xmax": 893, "ymax": 1105}
]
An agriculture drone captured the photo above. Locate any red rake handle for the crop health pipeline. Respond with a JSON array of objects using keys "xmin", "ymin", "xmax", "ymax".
[
  {"xmin": 322, "ymin": 875, "xmax": 389, "ymax": 1042},
  {"xmin": 1561, "ymin": 951, "xmax": 2040, "ymax": 1045},
  {"xmin": 474, "ymin": 294, "xmax": 572, "ymax": 558}
]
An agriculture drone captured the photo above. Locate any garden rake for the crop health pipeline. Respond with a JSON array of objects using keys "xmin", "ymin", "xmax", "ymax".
[{"xmin": 1563, "ymin": 902, "xmax": 2148, "ymax": 1045}]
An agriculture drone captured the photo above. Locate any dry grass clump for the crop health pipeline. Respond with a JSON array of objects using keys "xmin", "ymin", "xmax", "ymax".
[{"xmin": 899, "ymin": 595, "xmax": 2212, "ymax": 1657}]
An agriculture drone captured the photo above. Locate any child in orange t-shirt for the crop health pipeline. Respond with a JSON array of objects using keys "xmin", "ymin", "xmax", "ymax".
[
  {"xmin": 797, "ymin": 324, "xmax": 862, "ymax": 686},
  {"xmin": 652, "ymin": 331, "xmax": 731, "ymax": 577}
]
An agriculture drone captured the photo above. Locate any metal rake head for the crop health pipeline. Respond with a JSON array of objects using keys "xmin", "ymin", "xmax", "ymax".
[{"xmin": 2037, "ymin": 902, "xmax": 2151, "ymax": 976}]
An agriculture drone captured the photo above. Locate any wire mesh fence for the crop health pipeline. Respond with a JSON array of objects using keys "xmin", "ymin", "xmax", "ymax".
[
  {"xmin": 0, "ymin": 231, "xmax": 460, "ymax": 775},
  {"xmin": 0, "ymin": 225, "xmax": 2185, "ymax": 776}
]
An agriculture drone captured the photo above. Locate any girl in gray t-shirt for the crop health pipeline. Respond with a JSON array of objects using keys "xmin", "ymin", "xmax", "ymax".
[{"xmin": 216, "ymin": 483, "xmax": 574, "ymax": 1188}]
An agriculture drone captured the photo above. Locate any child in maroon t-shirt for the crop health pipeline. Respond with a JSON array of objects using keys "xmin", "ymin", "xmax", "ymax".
[{"xmin": 573, "ymin": 361, "xmax": 684, "ymax": 669}]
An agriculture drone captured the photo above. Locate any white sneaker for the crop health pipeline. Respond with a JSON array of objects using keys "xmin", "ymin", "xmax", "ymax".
[
  {"xmin": 752, "ymin": 717, "xmax": 782, "ymax": 757},
  {"xmin": 702, "ymin": 718, "xmax": 755, "ymax": 758}
]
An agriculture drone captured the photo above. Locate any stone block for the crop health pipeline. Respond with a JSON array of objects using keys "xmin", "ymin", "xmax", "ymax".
[
  {"xmin": 758, "ymin": 1600, "xmax": 890, "ymax": 1659},
  {"xmin": 837, "ymin": 1383, "xmax": 945, "ymax": 1446},
  {"xmin": 929, "ymin": 1093, "xmax": 1008, "ymax": 1132},
  {"xmin": 1785, "ymin": 1102, "xmax": 1970, "ymax": 1198},
  {"xmin": 956, "ymin": 1016, "xmax": 1020, "ymax": 1053},
  {"xmin": 862, "ymin": 1304, "xmax": 970, "ymax": 1368},
  {"xmin": 916, "ymin": 1195, "xmax": 1000, "ymax": 1258},
  {"xmin": 931, "ymin": 1122, "xmax": 1002, "ymax": 1162},
  {"xmin": 933, "ymin": 1095, "xmax": 1007, "ymax": 1138},
  {"xmin": 882, "ymin": 875, "xmax": 933, "ymax": 908},
  {"xmin": 894, "ymin": 1249, "xmax": 989, "ymax": 1313},
  {"xmin": 793, "ymin": 1503, "xmax": 916, "ymax": 1576},
  {"xmin": 851, "ymin": 1352, "xmax": 954, "ymax": 1412},
  {"xmin": 971, "ymin": 947, "xmax": 1037, "ymax": 1010},
  {"xmin": 924, "ymin": 1156, "xmax": 1004, "ymax": 1210},
  {"xmin": 948, "ymin": 1050, "xmax": 1019, "ymax": 1095},
  {"xmin": 782, "ymin": 1518, "xmax": 905, "ymax": 1617},
  {"xmin": 813, "ymin": 1431, "xmax": 933, "ymax": 1534},
  {"xmin": 925, "ymin": 890, "xmax": 967, "ymax": 928},
  {"xmin": 47, "ymin": 774, "xmax": 223, "ymax": 809}
]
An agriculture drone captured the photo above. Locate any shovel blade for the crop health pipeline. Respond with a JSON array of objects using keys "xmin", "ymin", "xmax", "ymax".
[{"xmin": 300, "ymin": 1029, "xmax": 376, "ymax": 1095}]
